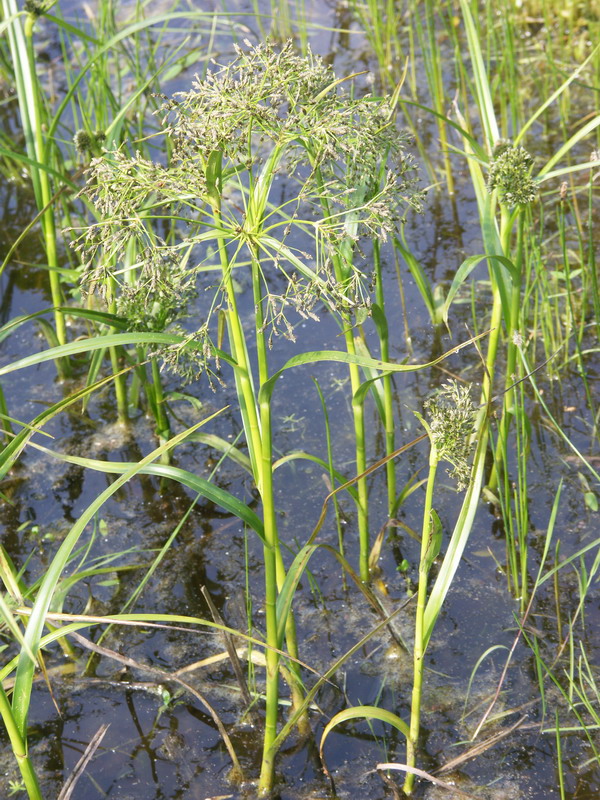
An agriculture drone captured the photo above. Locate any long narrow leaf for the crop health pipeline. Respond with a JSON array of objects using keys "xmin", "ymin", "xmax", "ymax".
[
  {"xmin": 538, "ymin": 114, "xmax": 600, "ymax": 179},
  {"xmin": 259, "ymin": 331, "xmax": 490, "ymax": 405},
  {"xmin": 423, "ymin": 411, "xmax": 489, "ymax": 648},
  {"xmin": 0, "ymin": 332, "xmax": 234, "ymax": 375},
  {"xmin": 25, "ymin": 444, "xmax": 265, "ymax": 542},
  {"xmin": 275, "ymin": 544, "xmax": 317, "ymax": 646},
  {"xmin": 11, "ymin": 409, "xmax": 225, "ymax": 734},
  {"xmin": 459, "ymin": 0, "xmax": 499, "ymax": 149},
  {"xmin": 442, "ymin": 254, "xmax": 519, "ymax": 328},
  {"xmin": 0, "ymin": 370, "xmax": 131, "ymax": 482},
  {"xmin": 320, "ymin": 706, "xmax": 410, "ymax": 759},
  {"xmin": 515, "ymin": 41, "xmax": 600, "ymax": 145}
]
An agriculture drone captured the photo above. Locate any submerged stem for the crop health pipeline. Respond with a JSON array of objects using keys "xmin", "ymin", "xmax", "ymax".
[
  {"xmin": 0, "ymin": 685, "xmax": 42, "ymax": 800},
  {"xmin": 404, "ymin": 452, "xmax": 438, "ymax": 795}
]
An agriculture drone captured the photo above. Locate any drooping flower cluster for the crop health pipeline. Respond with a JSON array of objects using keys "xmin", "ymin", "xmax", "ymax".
[
  {"xmin": 424, "ymin": 381, "xmax": 477, "ymax": 490},
  {"xmin": 74, "ymin": 39, "xmax": 422, "ymax": 381},
  {"xmin": 487, "ymin": 141, "xmax": 537, "ymax": 207},
  {"xmin": 115, "ymin": 250, "xmax": 197, "ymax": 333}
]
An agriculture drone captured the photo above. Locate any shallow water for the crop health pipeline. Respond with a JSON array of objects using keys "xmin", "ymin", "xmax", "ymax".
[{"xmin": 1, "ymin": 2, "xmax": 600, "ymax": 799}]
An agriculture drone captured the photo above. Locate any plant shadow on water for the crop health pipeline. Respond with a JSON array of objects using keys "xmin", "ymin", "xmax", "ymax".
[{"xmin": 1, "ymin": 0, "xmax": 600, "ymax": 798}]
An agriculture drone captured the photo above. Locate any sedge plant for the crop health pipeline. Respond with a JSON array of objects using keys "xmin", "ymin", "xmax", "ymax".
[
  {"xmin": 401, "ymin": 3, "xmax": 600, "ymax": 654},
  {"xmin": 2, "ymin": 3, "xmax": 600, "ymax": 799},
  {"xmin": 316, "ymin": 380, "xmax": 477, "ymax": 795},
  {"xmin": 444, "ymin": 0, "xmax": 600, "ymax": 491},
  {"xmin": 403, "ymin": 380, "xmax": 477, "ymax": 793},
  {"xmin": 301, "ymin": 97, "xmax": 422, "ymax": 581},
  {"xmin": 74, "ymin": 39, "xmax": 422, "ymax": 793}
]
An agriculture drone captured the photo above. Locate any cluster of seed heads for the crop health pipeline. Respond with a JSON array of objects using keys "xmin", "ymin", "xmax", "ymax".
[
  {"xmin": 75, "ymin": 39, "xmax": 422, "ymax": 382},
  {"xmin": 424, "ymin": 381, "xmax": 477, "ymax": 491},
  {"xmin": 73, "ymin": 129, "xmax": 106, "ymax": 159},
  {"xmin": 115, "ymin": 250, "xmax": 197, "ymax": 333},
  {"xmin": 151, "ymin": 325, "xmax": 224, "ymax": 391},
  {"xmin": 487, "ymin": 140, "xmax": 537, "ymax": 207},
  {"xmin": 24, "ymin": 0, "xmax": 46, "ymax": 17}
]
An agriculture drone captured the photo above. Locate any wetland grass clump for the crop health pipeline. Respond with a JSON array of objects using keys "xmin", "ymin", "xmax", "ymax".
[
  {"xmin": 0, "ymin": 32, "xmax": 497, "ymax": 797},
  {"xmin": 76, "ymin": 34, "xmax": 423, "ymax": 580},
  {"xmin": 2, "ymin": 1, "xmax": 600, "ymax": 798},
  {"xmin": 62, "ymin": 39, "xmax": 423, "ymax": 795},
  {"xmin": 0, "ymin": 31, "xmax": 436, "ymax": 796}
]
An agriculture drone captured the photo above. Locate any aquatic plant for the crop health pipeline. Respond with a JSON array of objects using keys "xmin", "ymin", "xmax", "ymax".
[
  {"xmin": 404, "ymin": 380, "xmax": 477, "ymax": 793},
  {"xmin": 0, "ymin": 0, "xmax": 232, "ymax": 415},
  {"xmin": 0, "ymin": 409, "xmax": 230, "ymax": 800},
  {"xmin": 75, "ymin": 35, "xmax": 422, "ymax": 568},
  {"xmin": 416, "ymin": 0, "xmax": 600, "ymax": 608},
  {"xmin": 70, "ymin": 38, "xmax": 422, "ymax": 794},
  {"xmin": 318, "ymin": 379, "xmax": 478, "ymax": 793},
  {"xmin": 2, "ymin": 1, "xmax": 600, "ymax": 797},
  {"xmin": 2, "ymin": 0, "xmax": 68, "ymax": 372}
]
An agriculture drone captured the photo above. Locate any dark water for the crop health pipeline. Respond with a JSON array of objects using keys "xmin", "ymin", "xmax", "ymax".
[{"xmin": 1, "ymin": 2, "xmax": 599, "ymax": 799}]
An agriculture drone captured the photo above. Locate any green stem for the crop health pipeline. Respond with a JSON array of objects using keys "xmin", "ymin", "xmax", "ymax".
[
  {"xmin": 374, "ymin": 240, "xmax": 396, "ymax": 517},
  {"xmin": 516, "ymin": 379, "xmax": 529, "ymax": 612},
  {"xmin": 312, "ymin": 165, "xmax": 369, "ymax": 581},
  {"xmin": 250, "ymin": 247, "xmax": 309, "ymax": 783},
  {"xmin": 587, "ymin": 173, "xmax": 600, "ymax": 342},
  {"xmin": 314, "ymin": 378, "xmax": 346, "ymax": 584},
  {"xmin": 108, "ymin": 345, "xmax": 129, "ymax": 424},
  {"xmin": 211, "ymin": 184, "xmax": 279, "ymax": 792},
  {"xmin": 489, "ymin": 205, "xmax": 521, "ymax": 489},
  {"xmin": 106, "ymin": 283, "xmax": 129, "ymax": 424},
  {"xmin": 349, "ymin": 341, "xmax": 369, "ymax": 582},
  {"xmin": 0, "ymin": 685, "xmax": 42, "ymax": 800},
  {"xmin": 257, "ymin": 389, "xmax": 280, "ymax": 796},
  {"xmin": 22, "ymin": 9, "xmax": 68, "ymax": 367},
  {"xmin": 135, "ymin": 346, "xmax": 158, "ymax": 418},
  {"xmin": 250, "ymin": 250, "xmax": 281, "ymax": 764},
  {"xmin": 559, "ymin": 200, "xmax": 595, "ymax": 419},
  {"xmin": 404, "ymin": 452, "xmax": 439, "ymax": 795},
  {"xmin": 0, "ymin": 381, "xmax": 13, "ymax": 442},
  {"xmin": 424, "ymin": 0, "xmax": 454, "ymax": 194},
  {"xmin": 214, "ymin": 221, "xmax": 263, "ymax": 483},
  {"xmin": 151, "ymin": 356, "xmax": 171, "ymax": 459}
]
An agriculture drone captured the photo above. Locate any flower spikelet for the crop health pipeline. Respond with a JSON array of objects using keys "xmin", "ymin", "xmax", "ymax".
[
  {"xmin": 424, "ymin": 381, "xmax": 476, "ymax": 490},
  {"xmin": 487, "ymin": 143, "xmax": 537, "ymax": 207},
  {"xmin": 151, "ymin": 325, "xmax": 222, "ymax": 389},
  {"xmin": 115, "ymin": 250, "xmax": 197, "ymax": 333}
]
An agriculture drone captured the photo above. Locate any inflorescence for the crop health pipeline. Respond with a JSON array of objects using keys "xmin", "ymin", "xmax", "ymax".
[
  {"xmin": 74, "ymin": 39, "xmax": 423, "ymax": 383},
  {"xmin": 424, "ymin": 380, "xmax": 477, "ymax": 490},
  {"xmin": 487, "ymin": 140, "xmax": 537, "ymax": 207}
]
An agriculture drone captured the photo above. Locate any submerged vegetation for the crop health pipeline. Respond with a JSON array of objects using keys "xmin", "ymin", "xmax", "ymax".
[{"xmin": 0, "ymin": 0, "xmax": 599, "ymax": 798}]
